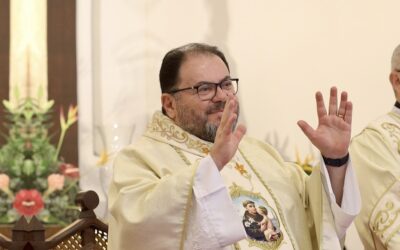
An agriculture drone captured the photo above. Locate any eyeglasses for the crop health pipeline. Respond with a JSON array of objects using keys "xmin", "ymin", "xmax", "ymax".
[{"xmin": 168, "ymin": 78, "xmax": 239, "ymax": 101}]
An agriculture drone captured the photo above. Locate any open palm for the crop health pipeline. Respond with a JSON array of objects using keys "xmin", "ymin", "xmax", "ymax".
[
  {"xmin": 297, "ymin": 87, "xmax": 352, "ymax": 159},
  {"xmin": 210, "ymin": 94, "xmax": 246, "ymax": 170}
]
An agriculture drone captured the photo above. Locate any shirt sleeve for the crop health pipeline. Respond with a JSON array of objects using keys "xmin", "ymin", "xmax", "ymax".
[
  {"xmin": 184, "ymin": 156, "xmax": 246, "ymax": 250},
  {"xmin": 319, "ymin": 156, "xmax": 361, "ymax": 239}
]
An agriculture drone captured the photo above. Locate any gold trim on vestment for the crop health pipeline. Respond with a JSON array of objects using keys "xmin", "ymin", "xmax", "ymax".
[
  {"xmin": 174, "ymin": 146, "xmax": 199, "ymax": 250},
  {"xmin": 146, "ymin": 112, "xmax": 211, "ymax": 156},
  {"xmin": 369, "ymin": 181, "xmax": 400, "ymax": 247},
  {"xmin": 386, "ymin": 112, "xmax": 400, "ymax": 154}
]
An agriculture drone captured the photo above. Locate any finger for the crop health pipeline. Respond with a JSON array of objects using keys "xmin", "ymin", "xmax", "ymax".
[
  {"xmin": 344, "ymin": 101, "xmax": 352, "ymax": 125},
  {"xmin": 315, "ymin": 92, "xmax": 327, "ymax": 119},
  {"xmin": 337, "ymin": 91, "xmax": 348, "ymax": 117},
  {"xmin": 297, "ymin": 120, "xmax": 316, "ymax": 141},
  {"xmin": 220, "ymin": 100, "xmax": 237, "ymax": 135},
  {"xmin": 328, "ymin": 86, "xmax": 338, "ymax": 116},
  {"xmin": 234, "ymin": 124, "xmax": 247, "ymax": 141},
  {"xmin": 230, "ymin": 93, "xmax": 239, "ymax": 116},
  {"xmin": 219, "ymin": 96, "xmax": 234, "ymax": 130},
  {"xmin": 222, "ymin": 113, "xmax": 238, "ymax": 136}
]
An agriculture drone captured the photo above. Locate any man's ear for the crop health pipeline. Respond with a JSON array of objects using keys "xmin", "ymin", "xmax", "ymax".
[
  {"xmin": 390, "ymin": 72, "xmax": 400, "ymax": 100},
  {"xmin": 161, "ymin": 93, "xmax": 177, "ymax": 119}
]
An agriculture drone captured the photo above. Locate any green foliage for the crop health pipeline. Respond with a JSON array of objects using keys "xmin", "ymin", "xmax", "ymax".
[{"xmin": 0, "ymin": 98, "xmax": 79, "ymax": 225}]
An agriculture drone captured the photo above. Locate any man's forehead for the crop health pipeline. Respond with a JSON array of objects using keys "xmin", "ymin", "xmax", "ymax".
[{"xmin": 178, "ymin": 53, "xmax": 229, "ymax": 85}]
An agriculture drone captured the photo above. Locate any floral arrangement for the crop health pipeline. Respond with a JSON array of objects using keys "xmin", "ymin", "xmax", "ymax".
[{"xmin": 0, "ymin": 98, "xmax": 79, "ymax": 225}]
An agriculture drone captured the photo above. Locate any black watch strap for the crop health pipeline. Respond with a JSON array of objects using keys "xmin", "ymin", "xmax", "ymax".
[{"xmin": 322, "ymin": 153, "xmax": 349, "ymax": 167}]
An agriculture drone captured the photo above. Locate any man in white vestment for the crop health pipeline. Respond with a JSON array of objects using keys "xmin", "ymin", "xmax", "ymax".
[
  {"xmin": 108, "ymin": 43, "xmax": 361, "ymax": 250},
  {"xmin": 350, "ymin": 44, "xmax": 400, "ymax": 249}
]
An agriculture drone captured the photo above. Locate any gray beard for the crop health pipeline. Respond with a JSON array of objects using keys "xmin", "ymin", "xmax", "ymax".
[
  {"xmin": 175, "ymin": 101, "xmax": 239, "ymax": 143},
  {"xmin": 204, "ymin": 123, "xmax": 218, "ymax": 142},
  {"xmin": 203, "ymin": 117, "xmax": 239, "ymax": 142}
]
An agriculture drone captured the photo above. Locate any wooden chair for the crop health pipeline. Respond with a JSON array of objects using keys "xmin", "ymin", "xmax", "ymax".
[{"xmin": 0, "ymin": 190, "xmax": 108, "ymax": 250}]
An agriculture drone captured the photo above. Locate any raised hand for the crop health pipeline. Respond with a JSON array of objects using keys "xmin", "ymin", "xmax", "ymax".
[
  {"xmin": 210, "ymin": 94, "xmax": 247, "ymax": 170},
  {"xmin": 297, "ymin": 87, "xmax": 352, "ymax": 159}
]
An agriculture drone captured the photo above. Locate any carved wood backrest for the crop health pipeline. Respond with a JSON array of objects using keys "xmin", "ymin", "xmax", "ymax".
[{"xmin": 0, "ymin": 190, "xmax": 108, "ymax": 250}]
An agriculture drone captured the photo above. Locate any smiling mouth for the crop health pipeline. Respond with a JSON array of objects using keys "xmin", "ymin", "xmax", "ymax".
[{"xmin": 206, "ymin": 110, "xmax": 224, "ymax": 117}]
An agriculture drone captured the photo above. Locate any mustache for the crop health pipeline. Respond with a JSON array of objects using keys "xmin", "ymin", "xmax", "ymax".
[{"xmin": 206, "ymin": 102, "xmax": 226, "ymax": 114}]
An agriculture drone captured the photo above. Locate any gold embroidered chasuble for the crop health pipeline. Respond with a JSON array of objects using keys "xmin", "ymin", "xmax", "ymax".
[
  {"xmin": 108, "ymin": 112, "xmax": 338, "ymax": 250},
  {"xmin": 350, "ymin": 109, "xmax": 400, "ymax": 249}
]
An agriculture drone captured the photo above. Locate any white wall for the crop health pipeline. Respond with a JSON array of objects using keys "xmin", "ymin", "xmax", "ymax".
[
  {"xmin": 77, "ymin": 1, "xmax": 400, "ymax": 248},
  {"xmin": 143, "ymin": 0, "xmax": 400, "ymax": 158}
]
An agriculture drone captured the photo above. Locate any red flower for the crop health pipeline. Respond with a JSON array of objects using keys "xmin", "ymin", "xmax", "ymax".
[
  {"xmin": 13, "ymin": 189, "xmax": 44, "ymax": 216},
  {"xmin": 59, "ymin": 163, "xmax": 79, "ymax": 179}
]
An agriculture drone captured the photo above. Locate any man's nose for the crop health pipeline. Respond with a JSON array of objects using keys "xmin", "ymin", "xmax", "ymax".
[{"xmin": 212, "ymin": 85, "xmax": 227, "ymax": 101}]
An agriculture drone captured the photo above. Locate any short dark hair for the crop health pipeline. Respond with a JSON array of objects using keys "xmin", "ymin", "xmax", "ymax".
[
  {"xmin": 242, "ymin": 200, "xmax": 255, "ymax": 208},
  {"xmin": 159, "ymin": 43, "xmax": 230, "ymax": 94}
]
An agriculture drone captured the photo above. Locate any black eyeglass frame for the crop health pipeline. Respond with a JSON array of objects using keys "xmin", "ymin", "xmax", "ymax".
[{"xmin": 168, "ymin": 78, "xmax": 239, "ymax": 100}]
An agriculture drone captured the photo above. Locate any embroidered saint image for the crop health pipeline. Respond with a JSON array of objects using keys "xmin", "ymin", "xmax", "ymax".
[
  {"xmin": 242, "ymin": 200, "xmax": 281, "ymax": 242},
  {"xmin": 230, "ymin": 183, "xmax": 285, "ymax": 249}
]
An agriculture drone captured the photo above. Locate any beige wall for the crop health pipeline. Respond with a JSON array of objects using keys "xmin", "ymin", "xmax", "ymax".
[
  {"xmin": 77, "ymin": 0, "xmax": 400, "ymax": 248},
  {"xmin": 143, "ymin": 0, "xmax": 400, "ymax": 158}
]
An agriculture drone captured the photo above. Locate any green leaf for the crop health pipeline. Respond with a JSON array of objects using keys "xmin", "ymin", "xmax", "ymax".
[
  {"xmin": 10, "ymin": 161, "xmax": 23, "ymax": 177},
  {"xmin": 42, "ymin": 100, "xmax": 55, "ymax": 112},
  {"xmin": 0, "ymin": 215, "xmax": 16, "ymax": 224},
  {"xmin": 2, "ymin": 100, "xmax": 13, "ymax": 112},
  {"xmin": 2, "ymin": 209, "xmax": 19, "ymax": 223},
  {"xmin": 38, "ymin": 212, "xmax": 64, "ymax": 225},
  {"xmin": 22, "ymin": 159, "xmax": 35, "ymax": 176}
]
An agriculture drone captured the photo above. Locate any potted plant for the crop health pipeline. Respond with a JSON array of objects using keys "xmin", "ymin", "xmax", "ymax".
[{"xmin": 0, "ymin": 97, "xmax": 79, "ymax": 226}]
